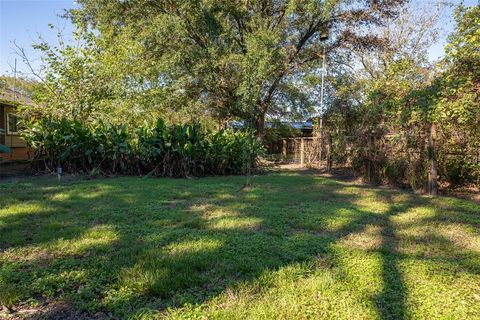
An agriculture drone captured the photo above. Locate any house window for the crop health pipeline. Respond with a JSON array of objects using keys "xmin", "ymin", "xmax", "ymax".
[{"xmin": 7, "ymin": 113, "xmax": 19, "ymax": 135}]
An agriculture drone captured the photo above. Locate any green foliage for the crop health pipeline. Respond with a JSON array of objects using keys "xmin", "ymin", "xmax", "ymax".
[
  {"xmin": 22, "ymin": 118, "xmax": 264, "ymax": 177},
  {"xmin": 324, "ymin": 3, "xmax": 480, "ymax": 189},
  {"xmin": 0, "ymin": 280, "xmax": 21, "ymax": 312},
  {"xmin": 63, "ymin": 0, "xmax": 406, "ymax": 133},
  {"xmin": 433, "ymin": 4, "xmax": 480, "ymax": 186},
  {"xmin": 0, "ymin": 76, "xmax": 38, "ymax": 98},
  {"xmin": 30, "ymin": 31, "xmax": 122, "ymax": 122},
  {"xmin": 444, "ymin": 4, "xmax": 480, "ymax": 81},
  {"xmin": 442, "ymin": 157, "xmax": 479, "ymax": 187}
]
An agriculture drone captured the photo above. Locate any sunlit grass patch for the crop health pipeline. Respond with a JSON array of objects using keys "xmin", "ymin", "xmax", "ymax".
[
  {"xmin": 0, "ymin": 202, "xmax": 51, "ymax": 218},
  {"xmin": 339, "ymin": 224, "xmax": 383, "ymax": 251},
  {"xmin": 208, "ymin": 216, "xmax": 263, "ymax": 230},
  {"xmin": 0, "ymin": 173, "xmax": 479, "ymax": 319},
  {"xmin": 53, "ymin": 224, "xmax": 119, "ymax": 255}
]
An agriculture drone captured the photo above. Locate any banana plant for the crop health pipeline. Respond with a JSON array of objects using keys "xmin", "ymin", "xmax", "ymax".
[{"xmin": 22, "ymin": 117, "xmax": 264, "ymax": 177}]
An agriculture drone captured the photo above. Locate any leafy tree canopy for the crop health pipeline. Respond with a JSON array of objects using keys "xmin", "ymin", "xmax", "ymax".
[{"xmin": 65, "ymin": 0, "xmax": 406, "ymax": 134}]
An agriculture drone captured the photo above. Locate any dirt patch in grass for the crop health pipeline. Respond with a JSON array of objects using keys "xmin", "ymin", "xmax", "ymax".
[
  {"xmin": 1, "ymin": 301, "xmax": 109, "ymax": 320},
  {"xmin": 339, "ymin": 225, "xmax": 383, "ymax": 251},
  {"xmin": 439, "ymin": 184, "xmax": 480, "ymax": 204}
]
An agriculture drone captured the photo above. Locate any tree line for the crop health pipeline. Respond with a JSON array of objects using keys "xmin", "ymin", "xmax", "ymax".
[{"xmin": 5, "ymin": 1, "xmax": 479, "ymax": 189}]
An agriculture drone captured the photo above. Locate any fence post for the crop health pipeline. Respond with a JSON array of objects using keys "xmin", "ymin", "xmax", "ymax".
[
  {"xmin": 367, "ymin": 134, "xmax": 372, "ymax": 183},
  {"xmin": 316, "ymin": 137, "xmax": 321, "ymax": 167},
  {"xmin": 428, "ymin": 124, "xmax": 438, "ymax": 195},
  {"xmin": 326, "ymin": 134, "xmax": 332, "ymax": 172},
  {"xmin": 300, "ymin": 138, "xmax": 305, "ymax": 166},
  {"xmin": 319, "ymin": 130, "xmax": 323, "ymax": 165}
]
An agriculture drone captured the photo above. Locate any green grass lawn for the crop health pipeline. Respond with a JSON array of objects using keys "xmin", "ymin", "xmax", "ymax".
[{"xmin": 0, "ymin": 172, "xmax": 479, "ymax": 319}]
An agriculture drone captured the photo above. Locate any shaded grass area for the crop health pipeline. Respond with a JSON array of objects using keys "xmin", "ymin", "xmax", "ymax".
[{"xmin": 0, "ymin": 173, "xmax": 479, "ymax": 319}]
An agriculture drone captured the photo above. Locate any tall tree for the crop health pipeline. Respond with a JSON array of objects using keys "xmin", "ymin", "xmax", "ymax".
[{"xmin": 71, "ymin": 0, "xmax": 406, "ymax": 136}]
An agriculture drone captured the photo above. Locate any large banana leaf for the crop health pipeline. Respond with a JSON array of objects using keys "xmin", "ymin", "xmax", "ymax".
[{"xmin": 20, "ymin": 117, "xmax": 264, "ymax": 176}]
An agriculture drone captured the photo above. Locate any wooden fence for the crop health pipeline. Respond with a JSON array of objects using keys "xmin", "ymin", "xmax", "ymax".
[{"xmin": 280, "ymin": 137, "xmax": 329, "ymax": 167}]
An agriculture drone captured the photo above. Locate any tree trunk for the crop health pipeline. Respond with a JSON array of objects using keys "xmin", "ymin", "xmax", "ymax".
[
  {"xmin": 254, "ymin": 112, "xmax": 266, "ymax": 141},
  {"xmin": 300, "ymin": 138, "xmax": 305, "ymax": 166},
  {"xmin": 282, "ymin": 139, "xmax": 287, "ymax": 161}
]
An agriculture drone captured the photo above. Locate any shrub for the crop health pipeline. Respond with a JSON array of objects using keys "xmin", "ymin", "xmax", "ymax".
[
  {"xmin": 441, "ymin": 157, "xmax": 479, "ymax": 187},
  {"xmin": 22, "ymin": 118, "xmax": 264, "ymax": 177},
  {"xmin": 381, "ymin": 158, "xmax": 408, "ymax": 186}
]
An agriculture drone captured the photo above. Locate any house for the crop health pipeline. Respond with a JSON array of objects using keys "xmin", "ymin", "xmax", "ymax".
[
  {"xmin": 0, "ymin": 88, "xmax": 33, "ymax": 162},
  {"xmin": 228, "ymin": 120, "xmax": 314, "ymax": 136}
]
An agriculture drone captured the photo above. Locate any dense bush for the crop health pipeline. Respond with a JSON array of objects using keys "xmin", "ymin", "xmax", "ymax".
[
  {"xmin": 441, "ymin": 157, "xmax": 479, "ymax": 187},
  {"xmin": 22, "ymin": 118, "xmax": 264, "ymax": 177}
]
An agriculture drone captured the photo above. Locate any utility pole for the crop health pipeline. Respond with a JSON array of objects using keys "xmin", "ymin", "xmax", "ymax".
[
  {"xmin": 316, "ymin": 24, "xmax": 329, "ymax": 168},
  {"xmin": 13, "ymin": 58, "xmax": 17, "ymax": 102},
  {"xmin": 319, "ymin": 46, "xmax": 326, "ymax": 128},
  {"xmin": 318, "ymin": 46, "xmax": 327, "ymax": 165}
]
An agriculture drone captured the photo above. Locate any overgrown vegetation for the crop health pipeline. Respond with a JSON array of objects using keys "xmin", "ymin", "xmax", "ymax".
[
  {"xmin": 22, "ymin": 118, "xmax": 263, "ymax": 177},
  {"xmin": 1, "ymin": 173, "xmax": 479, "ymax": 318},
  {"xmin": 3, "ymin": 1, "xmax": 478, "ymax": 189},
  {"xmin": 323, "ymin": 4, "xmax": 480, "ymax": 190}
]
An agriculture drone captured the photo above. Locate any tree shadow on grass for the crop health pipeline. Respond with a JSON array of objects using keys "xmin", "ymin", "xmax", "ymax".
[
  {"xmin": 0, "ymin": 173, "xmax": 479, "ymax": 319},
  {"xmin": 372, "ymin": 193, "xmax": 409, "ymax": 320}
]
